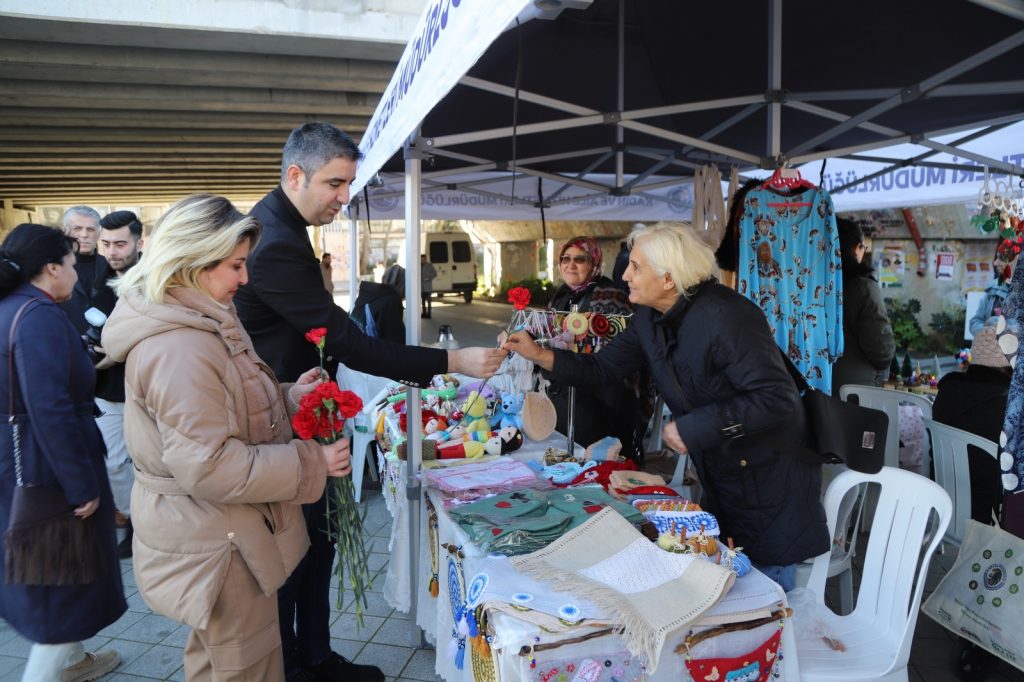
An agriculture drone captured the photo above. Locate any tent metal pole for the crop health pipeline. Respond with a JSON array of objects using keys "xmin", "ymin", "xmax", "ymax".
[
  {"xmin": 622, "ymin": 103, "xmax": 764, "ymax": 190},
  {"xmin": 615, "ymin": 0, "xmax": 625, "ymax": 187},
  {"xmin": 915, "ymin": 138, "xmax": 1024, "ymax": 175},
  {"xmin": 931, "ymin": 80, "xmax": 1024, "ymax": 97},
  {"xmin": 767, "ymin": 0, "xmax": 782, "ymax": 162},
  {"xmin": 430, "ymin": 114, "xmax": 605, "ymax": 148},
  {"xmin": 968, "ymin": 0, "xmax": 1024, "ymax": 22},
  {"xmin": 785, "ymin": 101, "xmax": 902, "ymax": 136},
  {"xmin": 785, "ymin": 88, "xmax": 899, "ymax": 102},
  {"xmin": 787, "ymin": 28, "xmax": 1024, "ymax": 157},
  {"xmin": 429, "ymin": 146, "xmax": 614, "ymax": 168},
  {"xmin": 403, "ymin": 133, "xmax": 425, "ymax": 646},
  {"xmin": 348, "ymin": 207, "xmax": 359, "ymax": 309},
  {"xmin": 618, "ymin": 120, "xmax": 761, "ymax": 164},
  {"xmin": 545, "ymin": 151, "xmax": 616, "ymax": 202},
  {"xmin": 461, "ymin": 75, "xmax": 594, "ymax": 115}
]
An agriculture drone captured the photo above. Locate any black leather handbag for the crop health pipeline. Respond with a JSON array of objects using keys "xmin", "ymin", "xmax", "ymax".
[
  {"xmin": 768, "ymin": 350, "xmax": 889, "ymax": 474},
  {"xmin": 5, "ymin": 298, "xmax": 102, "ymax": 586}
]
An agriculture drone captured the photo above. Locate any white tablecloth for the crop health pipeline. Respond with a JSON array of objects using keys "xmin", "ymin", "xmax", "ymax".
[{"xmin": 378, "ymin": 438, "xmax": 800, "ymax": 681}]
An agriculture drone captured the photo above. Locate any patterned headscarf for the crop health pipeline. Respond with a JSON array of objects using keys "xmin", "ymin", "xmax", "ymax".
[{"xmin": 559, "ymin": 236, "xmax": 603, "ymax": 292}]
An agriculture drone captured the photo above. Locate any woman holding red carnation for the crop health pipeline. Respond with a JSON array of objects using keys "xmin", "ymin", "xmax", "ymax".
[
  {"xmin": 102, "ymin": 194, "xmax": 351, "ymax": 681},
  {"xmin": 546, "ymin": 235, "xmax": 649, "ymax": 462}
]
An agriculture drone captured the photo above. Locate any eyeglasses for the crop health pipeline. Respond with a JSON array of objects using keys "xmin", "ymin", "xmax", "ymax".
[{"xmin": 559, "ymin": 255, "xmax": 591, "ymax": 265}]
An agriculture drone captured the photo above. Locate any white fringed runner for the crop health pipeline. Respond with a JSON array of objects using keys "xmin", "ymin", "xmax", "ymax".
[{"xmin": 510, "ymin": 507, "xmax": 735, "ymax": 671}]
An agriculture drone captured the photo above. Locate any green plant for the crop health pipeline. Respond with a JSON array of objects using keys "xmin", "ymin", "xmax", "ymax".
[
  {"xmin": 884, "ymin": 297, "xmax": 924, "ymax": 351},
  {"xmin": 927, "ymin": 307, "xmax": 968, "ymax": 354},
  {"xmin": 499, "ymin": 278, "xmax": 556, "ymax": 307}
]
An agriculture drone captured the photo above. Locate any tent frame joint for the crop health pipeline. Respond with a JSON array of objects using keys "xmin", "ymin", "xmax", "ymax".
[
  {"xmin": 900, "ymin": 84, "xmax": 923, "ymax": 103},
  {"xmin": 765, "ymin": 88, "xmax": 787, "ymax": 103},
  {"xmin": 603, "ymin": 111, "xmax": 622, "ymax": 124}
]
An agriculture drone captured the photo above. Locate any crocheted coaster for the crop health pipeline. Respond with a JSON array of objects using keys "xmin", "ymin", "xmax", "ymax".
[{"xmin": 521, "ymin": 391, "xmax": 557, "ymax": 441}]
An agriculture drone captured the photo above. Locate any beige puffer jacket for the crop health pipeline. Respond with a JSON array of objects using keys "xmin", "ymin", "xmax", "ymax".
[{"xmin": 103, "ymin": 287, "xmax": 326, "ymax": 630}]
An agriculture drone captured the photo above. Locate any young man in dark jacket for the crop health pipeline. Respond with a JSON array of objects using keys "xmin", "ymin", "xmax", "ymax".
[{"xmin": 235, "ymin": 122, "xmax": 503, "ymax": 682}]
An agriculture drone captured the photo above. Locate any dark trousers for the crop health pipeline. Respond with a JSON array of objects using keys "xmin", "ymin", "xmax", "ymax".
[
  {"xmin": 279, "ymin": 489, "xmax": 334, "ymax": 674},
  {"xmin": 421, "ymin": 291, "xmax": 432, "ymax": 317}
]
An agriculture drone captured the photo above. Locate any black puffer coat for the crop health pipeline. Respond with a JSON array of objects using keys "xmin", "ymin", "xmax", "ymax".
[{"xmin": 551, "ymin": 279, "xmax": 829, "ymax": 566}]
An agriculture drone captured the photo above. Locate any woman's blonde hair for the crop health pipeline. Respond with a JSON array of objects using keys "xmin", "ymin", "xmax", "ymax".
[
  {"xmin": 116, "ymin": 194, "xmax": 261, "ymax": 303},
  {"xmin": 627, "ymin": 222, "xmax": 719, "ymax": 295}
]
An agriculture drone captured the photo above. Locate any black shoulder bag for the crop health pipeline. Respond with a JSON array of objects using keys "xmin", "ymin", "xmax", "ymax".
[
  {"xmin": 5, "ymin": 298, "xmax": 103, "ymax": 585},
  {"xmin": 759, "ymin": 349, "xmax": 888, "ymax": 474}
]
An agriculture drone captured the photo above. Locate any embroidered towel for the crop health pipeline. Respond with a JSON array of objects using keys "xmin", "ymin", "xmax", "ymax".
[{"xmin": 510, "ymin": 507, "xmax": 735, "ymax": 671}]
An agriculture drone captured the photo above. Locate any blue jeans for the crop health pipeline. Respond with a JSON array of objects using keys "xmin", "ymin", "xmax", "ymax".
[
  {"xmin": 752, "ymin": 562, "xmax": 797, "ymax": 592},
  {"xmin": 279, "ymin": 489, "xmax": 335, "ymax": 673}
]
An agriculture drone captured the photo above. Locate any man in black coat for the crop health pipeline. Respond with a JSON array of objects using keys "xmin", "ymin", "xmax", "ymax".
[
  {"xmin": 235, "ymin": 121, "xmax": 503, "ymax": 682},
  {"xmin": 58, "ymin": 205, "xmax": 106, "ymax": 334},
  {"xmin": 91, "ymin": 210, "xmax": 144, "ymax": 559}
]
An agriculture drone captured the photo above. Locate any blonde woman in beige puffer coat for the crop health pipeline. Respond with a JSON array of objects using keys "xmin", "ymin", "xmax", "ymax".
[{"xmin": 103, "ymin": 194, "xmax": 351, "ymax": 682}]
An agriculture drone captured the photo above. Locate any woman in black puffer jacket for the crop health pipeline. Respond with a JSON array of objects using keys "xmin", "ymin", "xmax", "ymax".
[{"xmin": 506, "ymin": 223, "xmax": 829, "ymax": 590}]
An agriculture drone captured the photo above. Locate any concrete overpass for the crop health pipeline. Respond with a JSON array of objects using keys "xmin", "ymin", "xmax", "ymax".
[{"xmin": 0, "ymin": 0, "xmax": 426, "ymax": 223}]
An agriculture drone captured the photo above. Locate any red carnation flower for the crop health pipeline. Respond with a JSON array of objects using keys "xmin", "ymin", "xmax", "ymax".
[
  {"xmin": 337, "ymin": 391, "xmax": 363, "ymax": 419},
  {"xmin": 507, "ymin": 286, "xmax": 532, "ymax": 311},
  {"xmin": 304, "ymin": 327, "xmax": 327, "ymax": 348}
]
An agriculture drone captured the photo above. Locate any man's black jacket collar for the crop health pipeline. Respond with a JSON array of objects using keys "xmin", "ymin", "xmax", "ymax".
[{"xmin": 261, "ymin": 186, "xmax": 309, "ymax": 234}]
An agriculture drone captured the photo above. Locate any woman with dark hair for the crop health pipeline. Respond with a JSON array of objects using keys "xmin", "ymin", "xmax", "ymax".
[
  {"xmin": 546, "ymin": 236, "xmax": 648, "ymax": 462},
  {"xmin": 0, "ymin": 224, "xmax": 126, "ymax": 681},
  {"xmin": 831, "ymin": 218, "xmax": 896, "ymax": 394}
]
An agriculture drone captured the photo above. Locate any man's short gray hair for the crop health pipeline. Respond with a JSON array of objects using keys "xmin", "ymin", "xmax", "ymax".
[
  {"xmin": 281, "ymin": 122, "xmax": 363, "ymax": 184},
  {"xmin": 62, "ymin": 205, "xmax": 101, "ymax": 230}
]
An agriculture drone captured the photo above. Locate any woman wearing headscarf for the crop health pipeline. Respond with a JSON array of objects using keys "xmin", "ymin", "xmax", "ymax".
[
  {"xmin": 831, "ymin": 218, "xmax": 895, "ymax": 394},
  {"xmin": 0, "ymin": 224, "xmax": 126, "ymax": 681},
  {"xmin": 546, "ymin": 236, "xmax": 647, "ymax": 462},
  {"xmin": 101, "ymin": 195, "xmax": 351, "ymax": 681},
  {"xmin": 506, "ymin": 223, "xmax": 828, "ymax": 590}
]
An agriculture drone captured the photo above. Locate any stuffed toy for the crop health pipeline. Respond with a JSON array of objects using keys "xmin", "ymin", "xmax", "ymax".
[
  {"xmin": 399, "ymin": 408, "xmax": 438, "ymax": 434},
  {"xmin": 485, "ymin": 426, "xmax": 524, "ymax": 455},
  {"xmin": 490, "ymin": 391, "xmax": 524, "ymax": 431},
  {"xmin": 461, "ymin": 390, "xmax": 491, "ymax": 433}
]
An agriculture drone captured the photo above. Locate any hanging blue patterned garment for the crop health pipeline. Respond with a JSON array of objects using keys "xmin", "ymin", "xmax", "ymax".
[
  {"xmin": 736, "ymin": 187, "xmax": 844, "ymax": 392},
  {"xmin": 994, "ymin": 263, "xmax": 1024, "ymax": 534}
]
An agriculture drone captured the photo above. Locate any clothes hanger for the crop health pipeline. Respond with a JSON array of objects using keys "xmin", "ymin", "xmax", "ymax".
[{"xmin": 760, "ymin": 166, "xmax": 817, "ymax": 207}]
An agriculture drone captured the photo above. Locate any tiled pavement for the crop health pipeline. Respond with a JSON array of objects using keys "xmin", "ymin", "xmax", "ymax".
[{"xmin": 1, "ymin": 482, "xmax": 1022, "ymax": 681}]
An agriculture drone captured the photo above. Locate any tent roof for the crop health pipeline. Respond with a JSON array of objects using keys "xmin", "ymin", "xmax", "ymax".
[{"xmin": 351, "ymin": 0, "xmax": 1024, "ymax": 210}]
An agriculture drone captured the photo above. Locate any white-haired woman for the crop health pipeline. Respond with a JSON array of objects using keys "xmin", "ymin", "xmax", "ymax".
[
  {"xmin": 102, "ymin": 194, "xmax": 351, "ymax": 681},
  {"xmin": 505, "ymin": 222, "xmax": 829, "ymax": 590}
]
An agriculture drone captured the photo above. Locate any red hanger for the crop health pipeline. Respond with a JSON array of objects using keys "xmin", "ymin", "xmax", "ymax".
[{"xmin": 761, "ymin": 167, "xmax": 816, "ymax": 207}]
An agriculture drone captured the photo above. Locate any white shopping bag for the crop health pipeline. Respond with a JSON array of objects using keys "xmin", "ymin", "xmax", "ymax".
[{"xmin": 922, "ymin": 519, "xmax": 1024, "ymax": 672}]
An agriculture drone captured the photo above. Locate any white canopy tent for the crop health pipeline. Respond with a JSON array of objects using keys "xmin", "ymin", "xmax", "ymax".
[{"xmin": 344, "ymin": 0, "xmax": 1024, "ymax": 644}]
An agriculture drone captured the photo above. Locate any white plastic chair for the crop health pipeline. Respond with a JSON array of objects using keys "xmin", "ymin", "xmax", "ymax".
[
  {"xmin": 921, "ymin": 417, "xmax": 998, "ymax": 553},
  {"xmin": 798, "ymin": 467, "xmax": 951, "ymax": 682},
  {"xmin": 793, "ymin": 477, "xmax": 867, "ymax": 615},
  {"xmin": 335, "ymin": 364, "xmax": 391, "ymax": 502},
  {"xmin": 839, "ymin": 385, "xmax": 933, "ymax": 527}
]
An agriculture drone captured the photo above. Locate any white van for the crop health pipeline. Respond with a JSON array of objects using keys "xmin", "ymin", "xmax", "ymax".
[{"xmin": 424, "ymin": 231, "xmax": 477, "ymax": 303}]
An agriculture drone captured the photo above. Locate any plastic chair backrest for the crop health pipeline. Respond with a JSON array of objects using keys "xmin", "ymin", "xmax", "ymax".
[
  {"xmin": 921, "ymin": 417, "xmax": 998, "ymax": 549},
  {"xmin": 838, "ymin": 385, "xmax": 933, "ymax": 468},
  {"xmin": 805, "ymin": 467, "xmax": 951, "ymax": 676}
]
